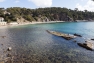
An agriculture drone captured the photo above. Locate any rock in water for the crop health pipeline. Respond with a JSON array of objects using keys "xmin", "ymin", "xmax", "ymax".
[
  {"xmin": 73, "ymin": 40, "xmax": 77, "ymax": 42},
  {"xmin": 91, "ymin": 39, "xmax": 94, "ymax": 40},
  {"xmin": 77, "ymin": 42, "xmax": 93, "ymax": 51},
  {"xmin": 7, "ymin": 53, "xmax": 12, "ymax": 57},
  {"xmin": 1, "ymin": 36, "xmax": 6, "ymax": 38},
  {"xmin": 7, "ymin": 47, "xmax": 12, "ymax": 51},
  {"xmin": 74, "ymin": 33, "xmax": 82, "ymax": 37}
]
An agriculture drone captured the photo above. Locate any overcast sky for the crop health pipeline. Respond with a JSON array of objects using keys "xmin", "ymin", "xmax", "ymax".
[{"xmin": 0, "ymin": 0, "xmax": 94, "ymax": 11}]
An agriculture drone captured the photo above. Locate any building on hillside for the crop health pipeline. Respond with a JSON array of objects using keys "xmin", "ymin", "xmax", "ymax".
[
  {"xmin": 0, "ymin": 17, "xmax": 7, "ymax": 26},
  {"xmin": 0, "ymin": 17, "xmax": 4, "ymax": 22}
]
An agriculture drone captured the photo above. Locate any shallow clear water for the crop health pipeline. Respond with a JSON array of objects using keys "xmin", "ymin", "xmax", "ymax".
[{"xmin": 0, "ymin": 22, "xmax": 94, "ymax": 63}]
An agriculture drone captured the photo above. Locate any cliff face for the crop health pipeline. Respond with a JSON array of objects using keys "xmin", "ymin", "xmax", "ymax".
[
  {"xmin": 52, "ymin": 14, "xmax": 73, "ymax": 21},
  {"xmin": 35, "ymin": 14, "xmax": 73, "ymax": 22},
  {"xmin": 38, "ymin": 14, "xmax": 73, "ymax": 22}
]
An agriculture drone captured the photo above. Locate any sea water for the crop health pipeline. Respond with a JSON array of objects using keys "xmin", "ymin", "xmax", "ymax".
[{"xmin": 0, "ymin": 22, "xmax": 94, "ymax": 63}]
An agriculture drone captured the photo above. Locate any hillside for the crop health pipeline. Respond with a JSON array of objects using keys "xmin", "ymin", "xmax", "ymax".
[{"xmin": 0, "ymin": 7, "xmax": 94, "ymax": 23}]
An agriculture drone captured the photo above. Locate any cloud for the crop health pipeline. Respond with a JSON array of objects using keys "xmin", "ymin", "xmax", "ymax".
[
  {"xmin": 76, "ymin": 0, "xmax": 94, "ymax": 11},
  {"xmin": 28, "ymin": 0, "xmax": 52, "ymax": 7},
  {"xmin": 0, "ymin": 0, "xmax": 5, "ymax": 2}
]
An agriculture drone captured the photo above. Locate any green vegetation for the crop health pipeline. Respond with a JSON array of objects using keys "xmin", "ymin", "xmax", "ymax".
[{"xmin": 0, "ymin": 7, "xmax": 94, "ymax": 23}]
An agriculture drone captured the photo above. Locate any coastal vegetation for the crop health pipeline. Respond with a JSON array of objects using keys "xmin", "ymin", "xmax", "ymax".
[{"xmin": 0, "ymin": 7, "xmax": 94, "ymax": 23}]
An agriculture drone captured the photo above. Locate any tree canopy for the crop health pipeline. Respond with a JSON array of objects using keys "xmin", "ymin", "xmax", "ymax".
[{"xmin": 0, "ymin": 7, "xmax": 94, "ymax": 22}]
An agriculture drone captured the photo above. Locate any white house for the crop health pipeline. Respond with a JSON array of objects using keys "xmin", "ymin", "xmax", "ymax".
[
  {"xmin": 0, "ymin": 17, "xmax": 7, "ymax": 26},
  {"xmin": 0, "ymin": 17, "xmax": 4, "ymax": 22}
]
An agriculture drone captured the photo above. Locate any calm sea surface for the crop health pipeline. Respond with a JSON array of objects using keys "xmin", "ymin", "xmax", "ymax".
[{"xmin": 0, "ymin": 22, "xmax": 94, "ymax": 63}]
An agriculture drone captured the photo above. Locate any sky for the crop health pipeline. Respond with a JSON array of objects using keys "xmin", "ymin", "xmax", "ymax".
[{"xmin": 0, "ymin": 0, "xmax": 94, "ymax": 11}]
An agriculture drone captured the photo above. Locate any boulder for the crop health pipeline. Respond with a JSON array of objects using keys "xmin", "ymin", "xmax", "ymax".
[
  {"xmin": 7, "ymin": 47, "xmax": 12, "ymax": 51},
  {"xmin": 1, "ymin": 36, "xmax": 6, "ymax": 38},
  {"xmin": 74, "ymin": 33, "xmax": 82, "ymax": 37},
  {"xmin": 73, "ymin": 40, "xmax": 77, "ymax": 42},
  {"xmin": 77, "ymin": 42, "xmax": 93, "ymax": 51},
  {"xmin": 7, "ymin": 53, "xmax": 12, "ymax": 57},
  {"xmin": 91, "ymin": 39, "xmax": 94, "ymax": 40}
]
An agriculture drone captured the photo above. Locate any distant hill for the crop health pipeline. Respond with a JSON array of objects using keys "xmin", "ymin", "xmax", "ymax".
[{"xmin": 0, "ymin": 7, "xmax": 94, "ymax": 23}]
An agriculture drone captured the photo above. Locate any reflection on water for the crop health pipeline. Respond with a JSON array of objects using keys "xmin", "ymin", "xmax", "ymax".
[{"xmin": 0, "ymin": 22, "xmax": 94, "ymax": 63}]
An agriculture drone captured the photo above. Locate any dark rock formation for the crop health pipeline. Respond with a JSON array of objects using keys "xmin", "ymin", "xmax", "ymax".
[
  {"xmin": 91, "ymin": 39, "xmax": 94, "ymax": 41},
  {"xmin": 77, "ymin": 42, "xmax": 93, "ymax": 51},
  {"xmin": 74, "ymin": 33, "xmax": 82, "ymax": 37}
]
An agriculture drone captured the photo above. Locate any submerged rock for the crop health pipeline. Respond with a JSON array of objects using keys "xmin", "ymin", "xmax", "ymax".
[
  {"xmin": 73, "ymin": 40, "xmax": 77, "ymax": 42},
  {"xmin": 7, "ymin": 53, "xmax": 12, "ymax": 57},
  {"xmin": 1, "ymin": 36, "xmax": 6, "ymax": 38},
  {"xmin": 1, "ymin": 44, "xmax": 3, "ymax": 45}
]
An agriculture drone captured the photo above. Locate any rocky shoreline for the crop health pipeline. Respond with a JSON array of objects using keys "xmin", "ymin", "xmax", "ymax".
[
  {"xmin": 0, "ymin": 22, "xmax": 94, "ymax": 63},
  {"xmin": 47, "ymin": 30, "xmax": 94, "ymax": 51},
  {"xmin": 0, "ymin": 36, "xmax": 20, "ymax": 63}
]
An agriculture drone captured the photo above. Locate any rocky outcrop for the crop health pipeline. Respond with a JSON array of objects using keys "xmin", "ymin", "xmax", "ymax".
[
  {"xmin": 17, "ymin": 17, "xmax": 31, "ymax": 24},
  {"xmin": 77, "ymin": 41, "xmax": 94, "ymax": 51},
  {"xmin": 37, "ymin": 17, "xmax": 50, "ymax": 22},
  {"xmin": 52, "ymin": 14, "xmax": 73, "ymax": 21},
  {"xmin": 46, "ymin": 30, "xmax": 76, "ymax": 40},
  {"xmin": 74, "ymin": 33, "xmax": 82, "ymax": 37},
  {"xmin": 91, "ymin": 39, "xmax": 94, "ymax": 41}
]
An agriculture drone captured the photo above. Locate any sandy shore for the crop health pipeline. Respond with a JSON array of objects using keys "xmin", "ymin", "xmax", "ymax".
[
  {"xmin": 0, "ymin": 21, "xmax": 65, "ymax": 28},
  {"xmin": 31, "ymin": 21, "xmax": 65, "ymax": 24}
]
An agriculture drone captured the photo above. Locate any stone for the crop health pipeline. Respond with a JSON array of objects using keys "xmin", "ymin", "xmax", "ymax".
[
  {"xmin": 7, "ymin": 53, "xmax": 12, "ymax": 57},
  {"xmin": 0, "ymin": 61, "xmax": 4, "ymax": 63},
  {"xmin": 1, "ymin": 36, "xmax": 6, "ymax": 38},
  {"xmin": 74, "ymin": 33, "xmax": 82, "ymax": 37},
  {"xmin": 73, "ymin": 40, "xmax": 77, "ymax": 42},
  {"xmin": 7, "ymin": 47, "xmax": 12, "ymax": 51},
  {"xmin": 77, "ymin": 42, "xmax": 93, "ymax": 51},
  {"xmin": 1, "ymin": 44, "xmax": 3, "ymax": 45},
  {"xmin": 91, "ymin": 39, "xmax": 94, "ymax": 40}
]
